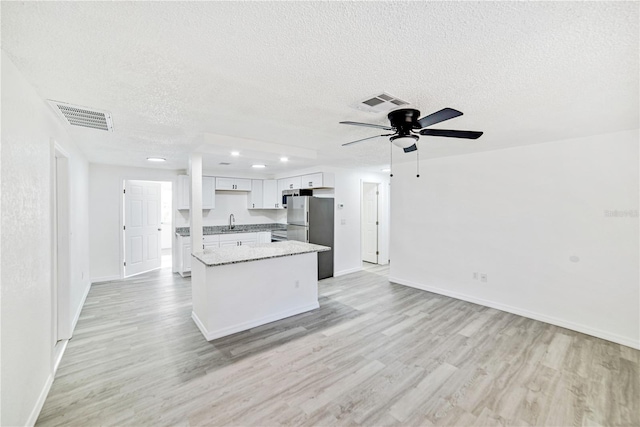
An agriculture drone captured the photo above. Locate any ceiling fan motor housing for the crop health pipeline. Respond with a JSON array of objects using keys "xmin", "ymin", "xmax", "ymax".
[{"xmin": 388, "ymin": 108, "xmax": 422, "ymax": 135}]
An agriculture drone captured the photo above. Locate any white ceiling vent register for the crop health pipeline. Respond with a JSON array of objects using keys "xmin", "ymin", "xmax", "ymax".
[
  {"xmin": 47, "ymin": 100, "xmax": 113, "ymax": 131},
  {"xmin": 352, "ymin": 92, "xmax": 410, "ymax": 113}
]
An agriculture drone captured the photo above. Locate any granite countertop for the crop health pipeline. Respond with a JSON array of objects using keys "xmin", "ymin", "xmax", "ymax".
[
  {"xmin": 176, "ymin": 223, "xmax": 286, "ymax": 237},
  {"xmin": 192, "ymin": 241, "xmax": 330, "ymax": 267}
]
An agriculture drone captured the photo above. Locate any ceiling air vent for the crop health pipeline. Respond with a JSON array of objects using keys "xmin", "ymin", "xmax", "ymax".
[
  {"xmin": 353, "ymin": 92, "xmax": 410, "ymax": 113},
  {"xmin": 48, "ymin": 100, "xmax": 113, "ymax": 131}
]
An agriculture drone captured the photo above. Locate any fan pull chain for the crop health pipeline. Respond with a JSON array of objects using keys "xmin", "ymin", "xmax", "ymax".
[
  {"xmin": 389, "ymin": 141, "xmax": 393, "ymax": 177},
  {"xmin": 416, "ymin": 146, "xmax": 420, "ymax": 178}
]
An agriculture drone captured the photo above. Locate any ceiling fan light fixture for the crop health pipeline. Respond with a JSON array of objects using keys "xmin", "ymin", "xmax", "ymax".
[{"xmin": 390, "ymin": 134, "xmax": 419, "ymax": 149}]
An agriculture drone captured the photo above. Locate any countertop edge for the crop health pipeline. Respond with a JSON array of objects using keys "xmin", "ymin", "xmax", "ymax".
[{"xmin": 191, "ymin": 242, "xmax": 330, "ymax": 267}]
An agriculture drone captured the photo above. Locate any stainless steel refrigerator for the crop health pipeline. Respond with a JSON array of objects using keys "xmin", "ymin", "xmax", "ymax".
[{"xmin": 287, "ymin": 196, "xmax": 334, "ymax": 279}]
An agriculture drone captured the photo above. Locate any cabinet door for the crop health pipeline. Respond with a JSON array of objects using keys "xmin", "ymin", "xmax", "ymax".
[
  {"xmin": 177, "ymin": 175, "xmax": 190, "ymax": 210},
  {"xmin": 287, "ymin": 176, "xmax": 302, "ymax": 190},
  {"xmin": 248, "ymin": 180, "xmax": 263, "ymax": 209},
  {"xmin": 257, "ymin": 231, "xmax": 271, "ymax": 243},
  {"xmin": 262, "ymin": 180, "xmax": 280, "ymax": 209},
  {"xmin": 277, "ymin": 178, "xmax": 288, "ymax": 196},
  {"xmin": 215, "ymin": 177, "xmax": 234, "ymax": 190},
  {"xmin": 183, "ymin": 244, "xmax": 191, "ymax": 271},
  {"xmin": 235, "ymin": 178, "xmax": 252, "ymax": 191},
  {"xmin": 238, "ymin": 237, "xmax": 257, "ymax": 246},
  {"xmin": 202, "ymin": 176, "xmax": 216, "ymax": 209},
  {"xmin": 302, "ymin": 173, "xmax": 323, "ymax": 189}
]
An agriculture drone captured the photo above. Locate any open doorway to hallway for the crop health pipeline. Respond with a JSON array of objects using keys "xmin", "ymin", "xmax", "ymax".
[
  {"xmin": 361, "ymin": 182, "xmax": 380, "ymax": 265},
  {"xmin": 160, "ymin": 182, "xmax": 172, "ymax": 268},
  {"xmin": 122, "ymin": 180, "xmax": 172, "ymax": 277}
]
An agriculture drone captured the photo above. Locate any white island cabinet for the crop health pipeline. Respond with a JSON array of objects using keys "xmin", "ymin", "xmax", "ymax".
[{"xmin": 191, "ymin": 241, "xmax": 330, "ymax": 341}]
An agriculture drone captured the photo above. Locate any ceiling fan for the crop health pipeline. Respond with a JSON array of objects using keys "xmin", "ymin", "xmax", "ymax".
[{"xmin": 340, "ymin": 107, "xmax": 483, "ymax": 153}]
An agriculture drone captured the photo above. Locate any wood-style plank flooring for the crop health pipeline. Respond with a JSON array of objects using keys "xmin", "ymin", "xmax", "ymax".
[{"xmin": 37, "ymin": 265, "xmax": 639, "ymax": 426}]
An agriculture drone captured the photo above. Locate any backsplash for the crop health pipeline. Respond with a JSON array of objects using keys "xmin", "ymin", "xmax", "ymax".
[{"xmin": 176, "ymin": 223, "xmax": 286, "ymax": 236}]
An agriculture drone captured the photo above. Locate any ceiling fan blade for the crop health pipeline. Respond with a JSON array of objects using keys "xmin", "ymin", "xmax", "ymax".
[
  {"xmin": 417, "ymin": 108, "xmax": 463, "ymax": 129},
  {"xmin": 339, "ymin": 121, "xmax": 393, "ymax": 131},
  {"xmin": 403, "ymin": 144, "xmax": 417, "ymax": 153},
  {"xmin": 419, "ymin": 129, "xmax": 483, "ymax": 139},
  {"xmin": 342, "ymin": 133, "xmax": 395, "ymax": 146}
]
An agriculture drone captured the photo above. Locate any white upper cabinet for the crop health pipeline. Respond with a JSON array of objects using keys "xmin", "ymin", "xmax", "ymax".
[
  {"xmin": 248, "ymin": 179, "xmax": 283, "ymax": 209},
  {"xmin": 177, "ymin": 175, "xmax": 216, "ymax": 210},
  {"xmin": 177, "ymin": 175, "xmax": 190, "ymax": 210},
  {"xmin": 278, "ymin": 176, "xmax": 302, "ymax": 192},
  {"xmin": 262, "ymin": 179, "xmax": 282, "ymax": 209},
  {"xmin": 216, "ymin": 177, "xmax": 251, "ymax": 191},
  {"xmin": 202, "ymin": 176, "xmax": 216, "ymax": 209},
  {"xmin": 248, "ymin": 180, "xmax": 263, "ymax": 209},
  {"xmin": 301, "ymin": 172, "xmax": 335, "ymax": 189}
]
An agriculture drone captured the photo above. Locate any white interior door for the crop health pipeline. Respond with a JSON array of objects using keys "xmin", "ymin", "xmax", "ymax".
[
  {"xmin": 362, "ymin": 182, "xmax": 379, "ymax": 264},
  {"xmin": 125, "ymin": 180, "xmax": 162, "ymax": 277}
]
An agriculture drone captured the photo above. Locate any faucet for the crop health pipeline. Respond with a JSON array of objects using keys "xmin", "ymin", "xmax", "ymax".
[{"xmin": 229, "ymin": 213, "xmax": 235, "ymax": 230}]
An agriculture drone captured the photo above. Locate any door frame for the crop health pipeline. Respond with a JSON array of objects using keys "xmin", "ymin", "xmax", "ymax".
[
  {"xmin": 51, "ymin": 141, "xmax": 72, "ymax": 348},
  {"xmin": 119, "ymin": 178, "xmax": 173, "ymax": 279},
  {"xmin": 360, "ymin": 179, "xmax": 390, "ymax": 266},
  {"xmin": 361, "ymin": 181, "xmax": 380, "ymax": 264}
]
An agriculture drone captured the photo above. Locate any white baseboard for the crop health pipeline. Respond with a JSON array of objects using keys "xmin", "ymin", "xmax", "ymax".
[
  {"xmin": 26, "ymin": 374, "xmax": 53, "ymax": 427},
  {"xmin": 192, "ymin": 302, "xmax": 320, "ymax": 341},
  {"xmin": 334, "ymin": 267, "xmax": 362, "ymax": 277},
  {"xmin": 91, "ymin": 275, "xmax": 120, "ymax": 284},
  {"xmin": 389, "ymin": 276, "xmax": 640, "ymax": 350},
  {"xmin": 71, "ymin": 281, "xmax": 91, "ymax": 333}
]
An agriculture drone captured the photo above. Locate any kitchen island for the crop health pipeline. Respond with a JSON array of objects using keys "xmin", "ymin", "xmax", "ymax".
[{"xmin": 190, "ymin": 241, "xmax": 330, "ymax": 341}]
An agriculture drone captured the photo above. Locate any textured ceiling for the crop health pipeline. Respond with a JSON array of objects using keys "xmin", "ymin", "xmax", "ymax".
[{"xmin": 2, "ymin": 1, "xmax": 638, "ymax": 174}]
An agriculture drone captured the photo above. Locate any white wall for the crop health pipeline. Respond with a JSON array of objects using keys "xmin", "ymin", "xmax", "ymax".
[
  {"xmin": 89, "ymin": 164, "xmax": 180, "ymax": 281},
  {"xmin": 1, "ymin": 50, "xmax": 91, "ymax": 426},
  {"xmin": 389, "ymin": 129, "xmax": 640, "ymax": 349},
  {"xmin": 277, "ymin": 167, "xmax": 390, "ymax": 277}
]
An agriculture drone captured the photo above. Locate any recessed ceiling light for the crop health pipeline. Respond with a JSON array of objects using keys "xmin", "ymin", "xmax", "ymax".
[
  {"xmin": 280, "ymin": 157, "xmax": 289, "ymax": 162},
  {"xmin": 231, "ymin": 151, "xmax": 240, "ymax": 156},
  {"xmin": 252, "ymin": 164, "xmax": 266, "ymax": 169},
  {"xmin": 381, "ymin": 168, "xmax": 391, "ymax": 172},
  {"xmin": 147, "ymin": 157, "xmax": 166, "ymax": 162}
]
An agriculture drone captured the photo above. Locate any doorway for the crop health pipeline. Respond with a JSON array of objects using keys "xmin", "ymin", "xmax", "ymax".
[
  {"xmin": 123, "ymin": 180, "xmax": 172, "ymax": 277},
  {"xmin": 52, "ymin": 143, "xmax": 71, "ymax": 367},
  {"xmin": 361, "ymin": 182, "xmax": 379, "ymax": 264}
]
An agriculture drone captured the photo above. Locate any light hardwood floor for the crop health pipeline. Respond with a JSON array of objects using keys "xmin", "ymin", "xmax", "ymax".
[{"xmin": 37, "ymin": 265, "xmax": 639, "ymax": 426}]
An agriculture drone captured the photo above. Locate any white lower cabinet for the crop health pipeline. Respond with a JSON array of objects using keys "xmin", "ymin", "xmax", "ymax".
[
  {"xmin": 219, "ymin": 232, "xmax": 258, "ymax": 247},
  {"xmin": 203, "ymin": 235, "xmax": 220, "ymax": 251},
  {"xmin": 257, "ymin": 231, "xmax": 271, "ymax": 243}
]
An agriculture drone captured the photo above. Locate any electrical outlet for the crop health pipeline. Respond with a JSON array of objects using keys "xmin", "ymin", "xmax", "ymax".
[
  {"xmin": 473, "ymin": 272, "xmax": 478, "ymax": 280},
  {"xmin": 480, "ymin": 273, "xmax": 487, "ymax": 283},
  {"xmin": 341, "ymin": 219, "xmax": 346, "ymax": 225},
  {"xmin": 295, "ymin": 280, "xmax": 299, "ymax": 288}
]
